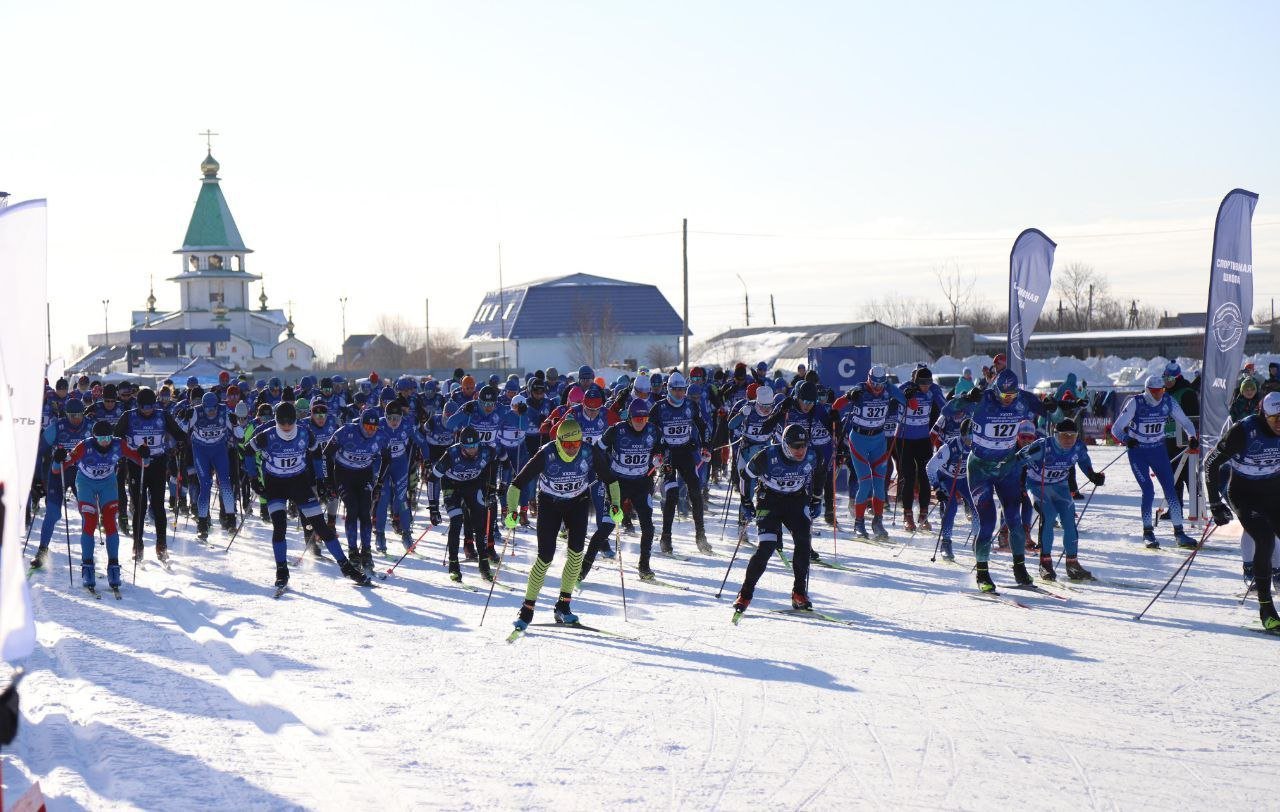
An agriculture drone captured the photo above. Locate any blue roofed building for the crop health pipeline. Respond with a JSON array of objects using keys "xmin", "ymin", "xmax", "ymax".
[{"xmin": 463, "ymin": 273, "xmax": 686, "ymax": 372}]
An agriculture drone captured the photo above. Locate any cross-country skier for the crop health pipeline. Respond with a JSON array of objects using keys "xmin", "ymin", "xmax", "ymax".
[
  {"xmin": 925, "ymin": 417, "xmax": 975, "ymax": 561},
  {"xmin": 323, "ymin": 408, "xmax": 390, "ymax": 571},
  {"xmin": 961, "ymin": 369, "xmax": 1048, "ymax": 592},
  {"xmin": 30, "ymin": 397, "xmax": 91, "ymax": 569},
  {"xmin": 430, "ymin": 425, "xmax": 497, "ymax": 582},
  {"xmin": 1016, "ymin": 418, "xmax": 1105, "ymax": 581},
  {"xmin": 53, "ymin": 420, "xmax": 144, "ymax": 594},
  {"xmin": 504, "ymin": 418, "xmax": 593, "ymax": 631},
  {"xmin": 731, "ymin": 423, "xmax": 823, "ymax": 621},
  {"xmin": 1205, "ymin": 392, "xmax": 1280, "ymax": 633},
  {"xmin": 832, "ymin": 365, "xmax": 909, "ymax": 540},
  {"xmin": 247, "ymin": 400, "xmax": 372, "ymax": 589},
  {"xmin": 897, "ymin": 367, "xmax": 948, "ymax": 532},
  {"xmin": 651, "ymin": 372, "xmax": 713, "ymax": 554},
  {"xmin": 186, "ymin": 391, "xmax": 238, "ymax": 541},
  {"xmin": 1110, "ymin": 375, "xmax": 1199, "ymax": 549},
  {"xmin": 113, "ymin": 387, "xmax": 188, "ymax": 563},
  {"xmin": 585, "ymin": 397, "xmax": 661, "ymax": 581}
]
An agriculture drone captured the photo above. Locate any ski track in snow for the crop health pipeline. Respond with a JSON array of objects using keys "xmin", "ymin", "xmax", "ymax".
[{"xmin": 4, "ymin": 445, "xmax": 1279, "ymax": 810}]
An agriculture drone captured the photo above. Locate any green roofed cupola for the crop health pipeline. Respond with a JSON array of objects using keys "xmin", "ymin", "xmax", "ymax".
[{"xmin": 180, "ymin": 151, "xmax": 252, "ymax": 254}]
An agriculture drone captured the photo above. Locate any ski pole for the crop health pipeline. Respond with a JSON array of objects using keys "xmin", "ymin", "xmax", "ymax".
[
  {"xmin": 830, "ymin": 456, "xmax": 839, "ymax": 558},
  {"xmin": 930, "ymin": 472, "xmax": 959, "ymax": 563},
  {"xmin": 715, "ymin": 520, "xmax": 749, "ymax": 599},
  {"xmin": 380, "ymin": 521, "xmax": 437, "ymax": 580},
  {"xmin": 1172, "ymin": 523, "xmax": 1219, "ymax": 599},
  {"xmin": 60, "ymin": 468, "xmax": 74, "ymax": 587},
  {"xmin": 1133, "ymin": 523, "xmax": 1217, "ymax": 621},
  {"xmin": 479, "ymin": 501, "xmax": 518, "ymax": 627},
  {"xmin": 1097, "ymin": 447, "xmax": 1130, "ymax": 474},
  {"xmin": 614, "ymin": 521, "xmax": 628, "ymax": 622}
]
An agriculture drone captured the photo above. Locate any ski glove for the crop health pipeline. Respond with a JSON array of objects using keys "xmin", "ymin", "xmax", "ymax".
[
  {"xmin": 52, "ymin": 446, "xmax": 68, "ymax": 463},
  {"xmin": 608, "ymin": 502, "xmax": 625, "ymax": 525},
  {"xmin": 1187, "ymin": 436, "xmax": 1200, "ymax": 450},
  {"xmin": 1125, "ymin": 438, "xmax": 1139, "ymax": 449},
  {"xmin": 248, "ymin": 477, "xmax": 264, "ymax": 495},
  {"xmin": 700, "ymin": 448, "xmax": 712, "ymax": 463},
  {"xmin": 1210, "ymin": 502, "xmax": 1233, "ymax": 526},
  {"xmin": 504, "ymin": 510, "xmax": 519, "ymax": 530},
  {"xmin": 1087, "ymin": 471, "xmax": 1105, "ymax": 486},
  {"xmin": 807, "ymin": 498, "xmax": 821, "ymax": 520},
  {"xmin": 138, "ymin": 444, "xmax": 151, "ymax": 459}
]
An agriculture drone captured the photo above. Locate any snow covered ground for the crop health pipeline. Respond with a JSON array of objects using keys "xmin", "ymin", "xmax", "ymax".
[{"xmin": 3, "ymin": 445, "xmax": 1277, "ymax": 810}]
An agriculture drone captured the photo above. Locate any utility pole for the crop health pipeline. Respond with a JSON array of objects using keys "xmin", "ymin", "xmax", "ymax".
[
  {"xmin": 46, "ymin": 302, "xmax": 52, "ymax": 366},
  {"xmin": 424, "ymin": 298, "xmax": 431, "ymax": 371},
  {"xmin": 770, "ymin": 294, "xmax": 777, "ymax": 326},
  {"xmin": 339, "ymin": 297, "xmax": 348, "ymax": 370},
  {"xmin": 1086, "ymin": 284, "xmax": 1094, "ymax": 331},
  {"xmin": 498, "ymin": 242, "xmax": 507, "ymax": 372},
  {"xmin": 736, "ymin": 274, "xmax": 750, "ymax": 327},
  {"xmin": 101, "ymin": 299, "xmax": 109, "ymax": 348},
  {"xmin": 682, "ymin": 219, "xmax": 689, "ymax": 373},
  {"xmin": 1057, "ymin": 299, "xmax": 1065, "ymax": 328}
]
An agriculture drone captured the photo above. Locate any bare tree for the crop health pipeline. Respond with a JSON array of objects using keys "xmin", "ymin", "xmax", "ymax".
[
  {"xmin": 646, "ymin": 342, "xmax": 679, "ymax": 369},
  {"xmin": 566, "ymin": 301, "xmax": 620, "ymax": 368},
  {"xmin": 935, "ymin": 261, "xmax": 976, "ymax": 355},
  {"xmin": 376, "ymin": 314, "xmax": 424, "ymax": 353},
  {"xmin": 859, "ymin": 293, "xmax": 933, "ymax": 326},
  {"xmin": 1053, "ymin": 262, "xmax": 1110, "ymax": 331}
]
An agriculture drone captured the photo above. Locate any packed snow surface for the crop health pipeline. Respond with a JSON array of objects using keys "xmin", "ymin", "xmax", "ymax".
[{"xmin": 3, "ymin": 446, "xmax": 1276, "ymax": 810}]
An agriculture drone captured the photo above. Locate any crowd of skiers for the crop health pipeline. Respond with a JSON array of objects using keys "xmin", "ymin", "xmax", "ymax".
[{"xmin": 22, "ymin": 352, "xmax": 1280, "ymax": 632}]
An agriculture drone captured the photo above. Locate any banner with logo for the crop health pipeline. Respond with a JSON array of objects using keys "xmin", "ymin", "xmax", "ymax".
[
  {"xmin": 1007, "ymin": 228, "xmax": 1056, "ymax": 386},
  {"xmin": 806, "ymin": 346, "xmax": 872, "ymax": 394},
  {"xmin": 1200, "ymin": 189, "xmax": 1259, "ymax": 447},
  {"xmin": 1, "ymin": 198, "xmax": 47, "ymax": 663}
]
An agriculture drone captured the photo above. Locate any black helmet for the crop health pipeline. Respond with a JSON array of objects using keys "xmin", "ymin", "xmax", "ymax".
[
  {"xmin": 92, "ymin": 419, "xmax": 114, "ymax": 438},
  {"xmin": 274, "ymin": 401, "xmax": 297, "ymax": 424},
  {"xmin": 783, "ymin": 423, "xmax": 810, "ymax": 447},
  {"xmin": 136, "ymin": 387, "xmax": 157, "ymax": 408},
  {"xmin": 459, "ymin": 426, "xmax": 480, "ymax": 446},
  {"xmin": 796, "ymin": 381, "xmax": 818, "ymax": 402},
  {"xmin": 385, "ymin": 397, "xmax": 407, "ymax": 417},
  {"xmin": 478, "ymin": 385, "xmax": 499, "ymax": 404},
  {"xmin": 102, "ymin": 384, "xmax": 118, "ymax": 399}
]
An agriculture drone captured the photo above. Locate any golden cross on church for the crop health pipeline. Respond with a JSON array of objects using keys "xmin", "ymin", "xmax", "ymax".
[{"xmin": 199, "ymin": 129, "xmax": 219, "ymax": 151}]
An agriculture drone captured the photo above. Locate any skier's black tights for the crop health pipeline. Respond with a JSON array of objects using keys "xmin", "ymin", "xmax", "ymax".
[
  {"xmin": 1230, "ymin": 478, "xmax": 1280, "ymax": 620},
  {"xmin": 739, "ymin": 499, "xmax": 811, "ymax": 599}
]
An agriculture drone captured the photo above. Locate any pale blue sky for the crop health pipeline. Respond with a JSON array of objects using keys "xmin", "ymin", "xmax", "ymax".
[{"xmin": 2, "ymin": 1, "xmax": 1277, "ymax": 361}]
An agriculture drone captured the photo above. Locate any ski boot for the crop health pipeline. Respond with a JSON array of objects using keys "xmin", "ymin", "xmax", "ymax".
[
  {"xmin": 196, "ymin": 516, "xmax": 210, "ymax": 541},
  {"xmin": 870, "ymin": 514, "xmax": 889, "ymax": 540},
  {"xmin": 156, "ymin": 546, "xmax": 170, "ymax": 564},
  {"xmin": 132, "ymin": 543, "xmax": 144, "ymax": 564},
  {"xmin": 791, "ymin": 591, "xmax": 813, "ymax": 611},
  {"xmin": 361, "ymin": 548, "xmax": 375, "ymax": 572},
  {"xmin": 1173, "ymin": 526, "xmax": 1197, "ymax": 549},
  {"xmin": 1065, "ymin": 557, "xmax": 1094, "ymax": 581},
  {"xmin": 519, "ymin": 506, "xmax": 531, "ymax": 527},
  {"xmin": 1012, "ymin": 558, "xmax": 1033, "ymax": 586},
  {"xmin": 1072, "ymin": 490, "xmax": 1084, "ymax": 500},
  {"xmin": 374, "ymin": 531, "xmax": 388, "ymax": 555},
  {"xmin": 600, "ymin": 542, "xmax": 616, "ymax": 560},
  {"xmin": 975, "ymin": 562, "xmax": 996, "ymax": 593},
  {"xmin": 1243, "ymin": 561, "xmax": 1255, "ymax": 584},
  {"xmin": 1143, "ymin": 526, "xmax": 1159, "ymax": 549},
  {"xmin": 340, "ymin": 559, "xmax": 372, "ymax": 585},
  {"xmin": 1273, "ymin": 567, "xmax": 1280, "ymax": 593},
  {"xmin": 824, "ymin": 507, "xmax": 836, "ymax": 526},
  {"xmin": 478, "ymin": 557, "xmax": 493, "ymax": 581},
  {"xmin": 513, "ymin": 600, "xmax": 535, "ymax": 632},
  {"xmin": 622, "ymin": 518, "xmax": 635, "ymax": 535},
  {"xmin": 695, "ymin": 531, "xmax": 713, "ymax": 555},
  {"xmin": 400, "ymin": 531, "xmax": 414, "ymax": 552},
  {"xmin": 940, "ymin": 537, "xmax": 955, "ymax": 561},
  {"xmin": 463, "ymin": 538, "xmax": 478, "ymax": 561},
  {"xmin": 1259, "ymin": 599, "xmax": 1280, "ymax": 634},
  {"xmin": 429, "ymin": 504, "xmax": 443, "ymax": 526},
  {"xmin": 996, "ymin": 526, "xmax": 1010, "ymax": 550},
  {"xmin": 259, "ymin": 504, "xmax": 270, "ymax": 523},
  {"xmin": 274, "ymin": 563, "xmax": 290, "ymax": 589},
  {"xmin": 638, "ymin": 562, "xmax": 656, "ymax": 582},
  {"xmin": 107, "ymin": 561, "xmax": 122, "ymax": 590},
  {"xmin": 448, "ymin": 557, "xmax": 463, "ymax": 582},
  {"xmin": 486, "ymin": 542, "xmax": 501, "ymax": 565},
  {"xmin": 809, "ymin": 548, "xmax": 821, "ymax": 562},
  {"xmin": 917, "ymin": 509, "xmax": 931, "ymax": 532},
  {"xmin": 81, "ymin": 559, "xmax": 96, "ymax": 590},
  {"xmin": 853, "ymin": 517, "xmax": 870, "ymax": 539},
  {"xmin": 553, "ymin": 595, "xmax": 579, "ymax": 624},
  {"xmin": 30, "ymin": 546, "xmax": 49, "ymax": 570},
  {"xmin": 731, "ymin": 592, "xmax": 751, "ymax": 624},
  {"xmin": 660, "ymin": 534, "xmax": 674, "ymax": 554},
  {"xmin": 1038, "ymin": 555, "xmax": 1057, "ymax": 582},
  {"xmin": 903, "ymin": 512, "xmax": 917, "ymax": 533}
]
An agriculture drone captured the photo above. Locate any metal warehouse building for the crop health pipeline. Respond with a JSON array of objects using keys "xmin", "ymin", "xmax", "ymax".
[{"xmin": 692, "ymin": 321, "xmax": 933, "ymax": 372}]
